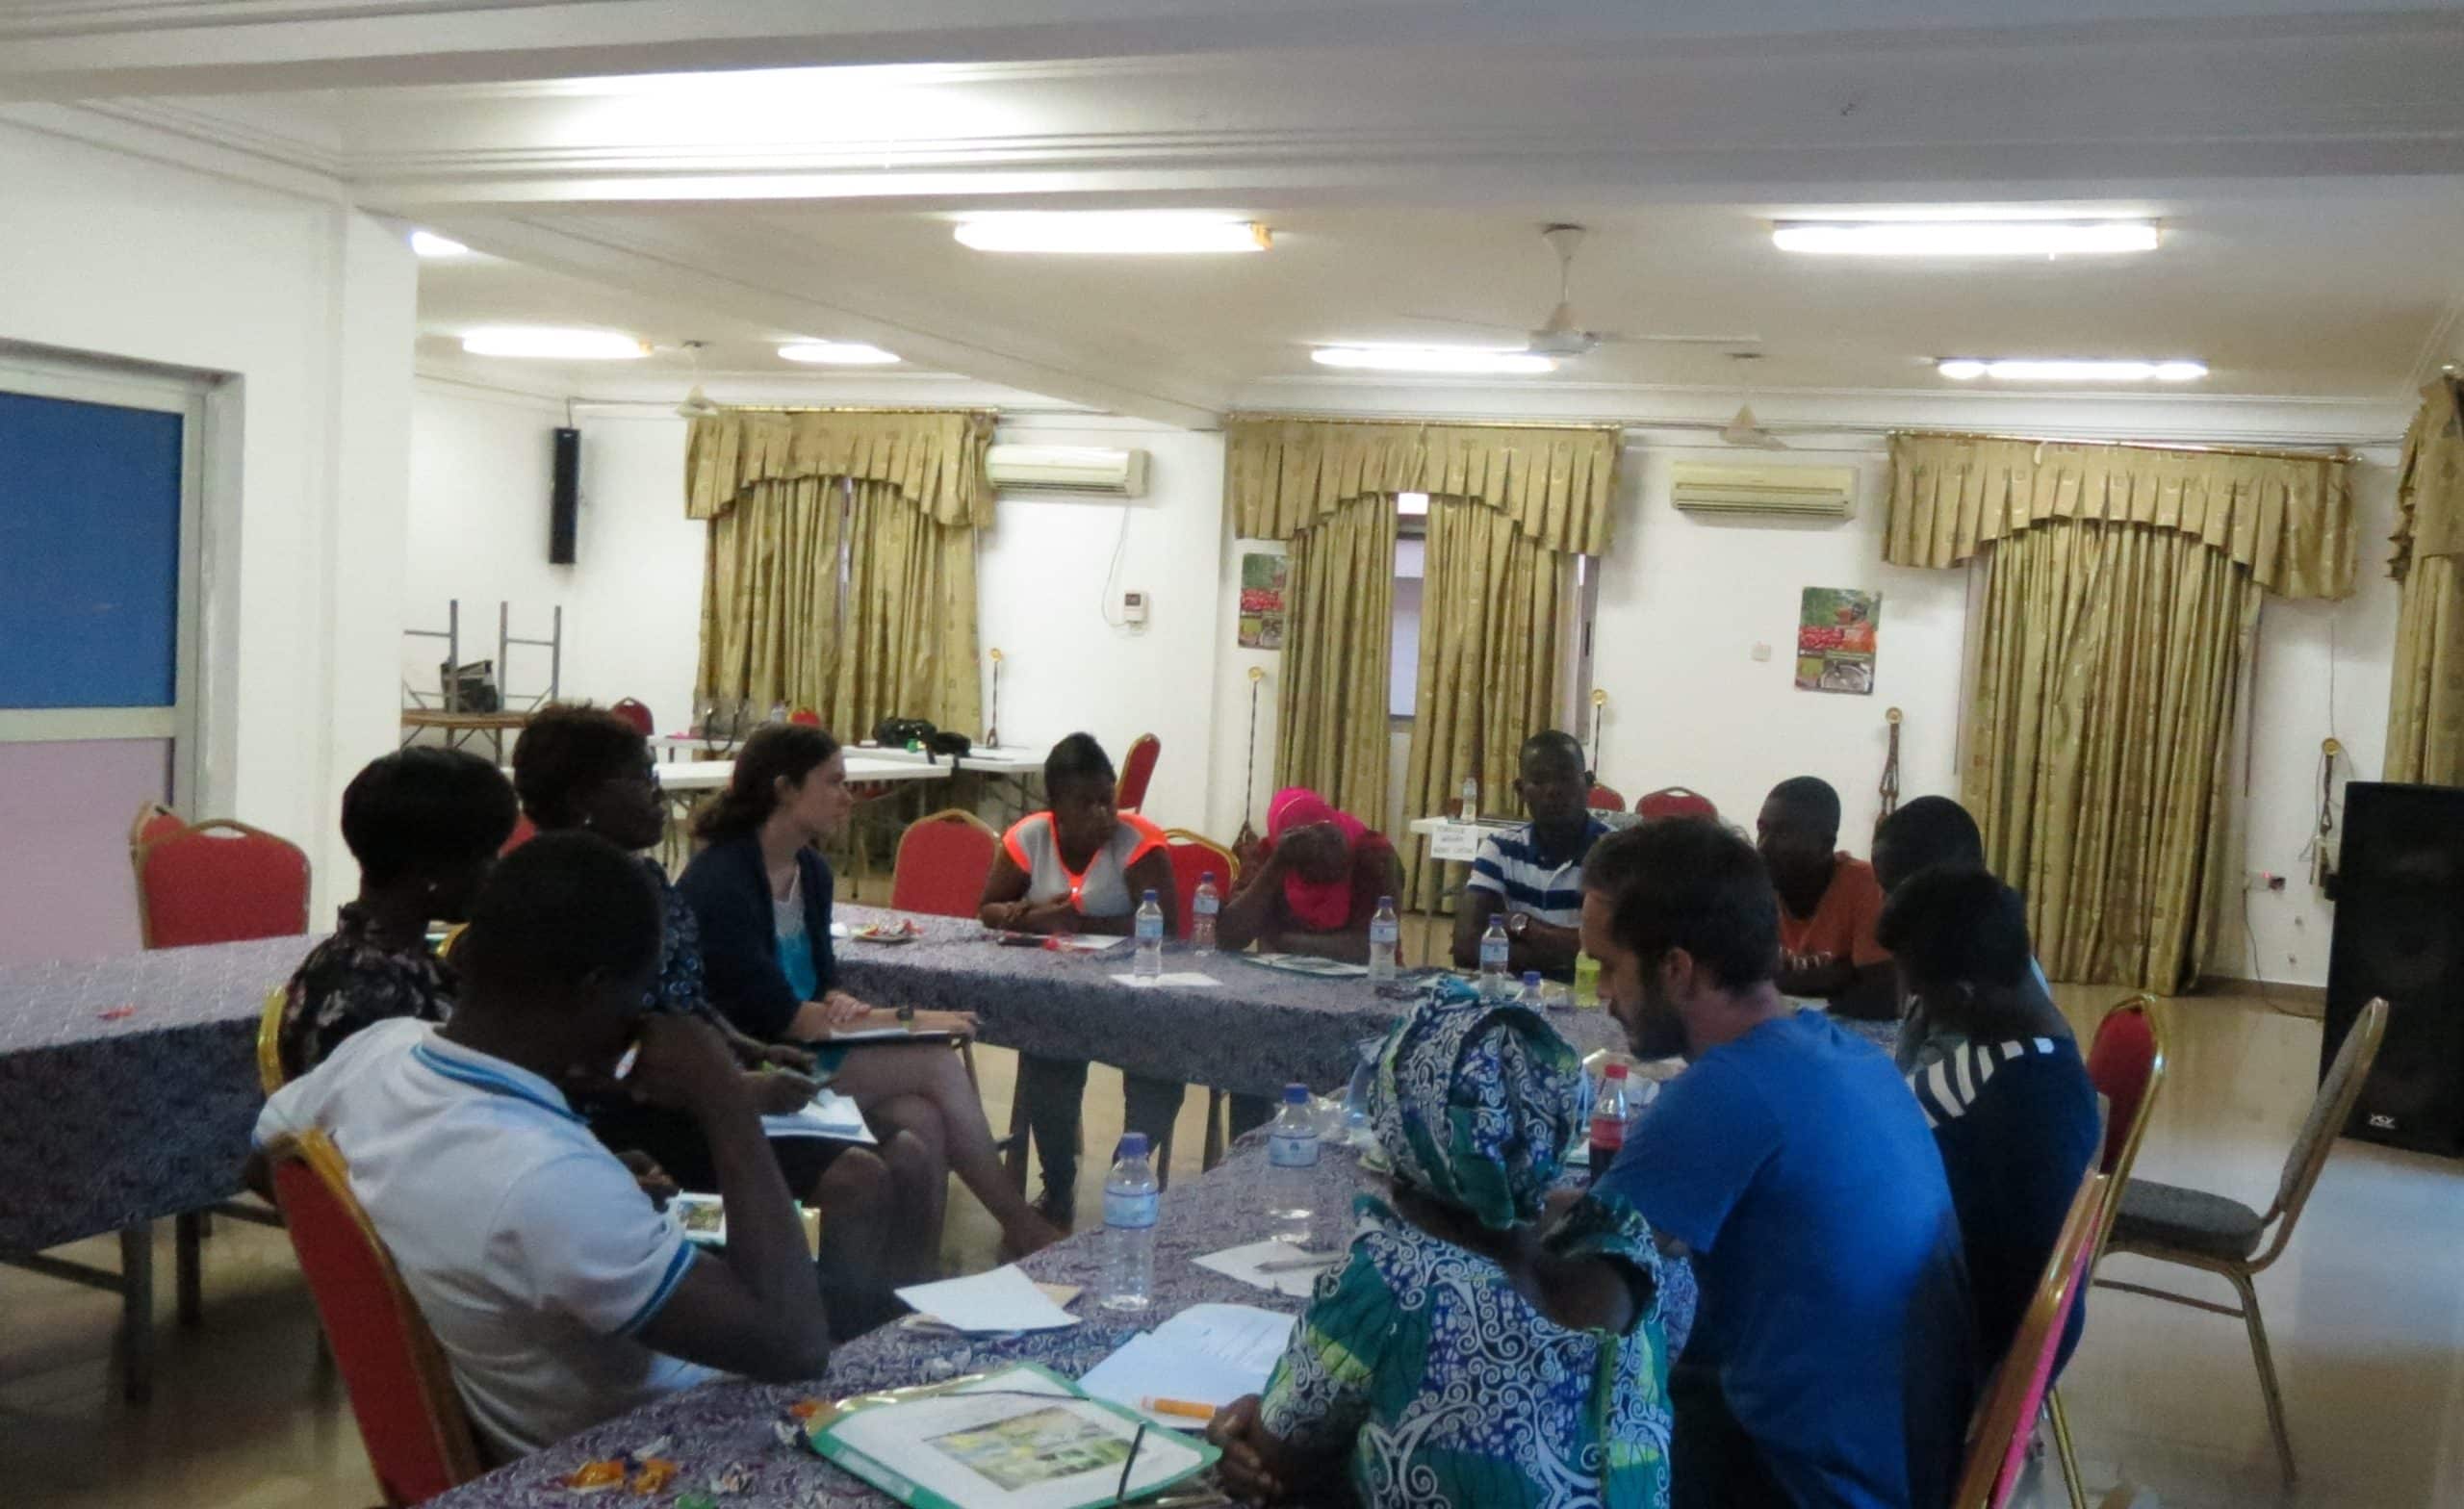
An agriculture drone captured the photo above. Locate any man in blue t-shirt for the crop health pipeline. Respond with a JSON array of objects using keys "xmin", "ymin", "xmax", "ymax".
[{"xmin": 1582, "ymin": 818, "xmax": 1976, "ymax": 1509}]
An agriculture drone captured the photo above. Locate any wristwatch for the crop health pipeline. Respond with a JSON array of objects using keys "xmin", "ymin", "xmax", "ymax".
[{"xmin": 1506, "ymin": 911, "xmax": 1532, "ymax": 941}]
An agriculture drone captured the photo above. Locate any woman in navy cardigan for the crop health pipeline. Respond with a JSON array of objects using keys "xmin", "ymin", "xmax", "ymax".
[{"xmin": 679, "ymin": 725, "xmax": 1063, "ymax": 1258}]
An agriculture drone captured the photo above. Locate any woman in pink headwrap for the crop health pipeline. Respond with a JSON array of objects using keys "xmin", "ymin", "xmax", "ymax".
[{"xmin": 1219, "ymin": 787, "xmax": 1405, "ymax": 963}]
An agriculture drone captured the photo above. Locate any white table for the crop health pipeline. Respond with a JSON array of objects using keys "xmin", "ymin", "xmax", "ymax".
[
  {"xmin": 848, "ymin": 742, "xmax": 1047, "ymax": 776},
  {"xmin": 656, "ymin": 754, "xmax": 949, "ymax": 793}
]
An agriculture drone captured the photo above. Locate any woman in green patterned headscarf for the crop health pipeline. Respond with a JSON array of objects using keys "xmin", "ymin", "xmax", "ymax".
[{"xmin": 1210, "ymin": 978, "xmax": 1677, "ymax": 1509}]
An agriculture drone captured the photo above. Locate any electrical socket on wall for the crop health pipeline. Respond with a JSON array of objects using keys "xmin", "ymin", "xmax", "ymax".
[{"xmin": 2246, "ymin": 869, "xmax": 2287, "ymax": 892}]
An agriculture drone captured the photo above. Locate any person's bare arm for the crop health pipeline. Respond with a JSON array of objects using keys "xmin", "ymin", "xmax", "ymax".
[
  {"xmin": 977, "ymin": 851, "xmax": 1033, "ymax": 929},
  {"xmin": 1215, "ymin": 854, "xmax": 1287, "ymax": 954},
  {"xmin": 1207, "ymin": 1395, "xmax": 1348, "ymax": 1506},
  {"xmin": 1124, "ymin": 848, "xmax": 1179, "ymax": 937},
  {"xmin": 629, "ymin": 1016, "xmax": 833, "ymax": 1380},
  {"xmin": 1451, "ymin": 886, "xmax": 1504, "ymax": 969},
  {"xmin": 1510, "ymin": 918, "xmax": 1582, "ymax": 977}
]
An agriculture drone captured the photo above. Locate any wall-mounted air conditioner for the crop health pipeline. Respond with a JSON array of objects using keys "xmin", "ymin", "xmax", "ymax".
[
  {"xmin": 1669, "ymin": 462, "xmax": 1856, "ymax": 521},
  {"xmin": 986, "ymin": 444, "xmax": 1149, "ymax": 498}
]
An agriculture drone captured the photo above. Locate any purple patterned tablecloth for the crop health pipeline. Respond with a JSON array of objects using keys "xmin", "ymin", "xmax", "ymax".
[
  {"xmin": 429, "ymin": 1137, "xmax": 1701, "ymax": 1509},
  {"xmin": 0, "ymin": 935, "xmax": 320, "ymax": 1254},
  {"xmin": 832, "ymin": 907, "xmax": 1635, "ymax": 1098}
]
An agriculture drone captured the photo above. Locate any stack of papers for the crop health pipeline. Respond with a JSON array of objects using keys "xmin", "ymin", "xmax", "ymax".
[
  {"xmin": 762, "ymin": 1087, "xmax": 877, "ymax": 1144},
  {"xmin": 894, "ymin": 1265, "xmax": 1082, "ymax": 1334},
  {"xmin": 1077, "ymin": 1304, "xmax": 1298, "ymax": 1429}
]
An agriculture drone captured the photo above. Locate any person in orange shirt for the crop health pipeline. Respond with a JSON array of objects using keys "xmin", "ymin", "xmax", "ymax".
[{"xmin": 1756, "ymin": 776, "xmax": 1895, "ymax": 1020}]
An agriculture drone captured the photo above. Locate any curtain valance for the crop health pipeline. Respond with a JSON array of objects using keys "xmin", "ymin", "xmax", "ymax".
[
  {"xmin": 1226, "ymin": 419, "xmax": 1619, "ymax": 554},
  {"xmin": 2393, "ymin": 380, "xmax": 2464, "ymax": 577},
  {"xmin": 1885, "ymin": 433, "xmax": 2354, "ymax": 600},
  {"xmin": 685, "ymin": 409, "xmax": 995, "ymax": 527}
]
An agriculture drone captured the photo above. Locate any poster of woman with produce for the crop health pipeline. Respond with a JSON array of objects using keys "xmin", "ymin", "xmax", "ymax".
[{"xmin": 1796, "ymin": 587, "xmax": 1880, "ymax": 694}]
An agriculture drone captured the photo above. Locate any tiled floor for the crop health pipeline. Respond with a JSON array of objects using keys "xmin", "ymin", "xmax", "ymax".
[{"xmin": 7, "ymin": 960, "xmax": 2459, "ymax": 1508}]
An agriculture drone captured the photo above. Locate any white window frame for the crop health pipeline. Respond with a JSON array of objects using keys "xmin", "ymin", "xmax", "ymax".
[{"xmin": 0, "ymin": 347, "xmax": 209, "ymax": 814}]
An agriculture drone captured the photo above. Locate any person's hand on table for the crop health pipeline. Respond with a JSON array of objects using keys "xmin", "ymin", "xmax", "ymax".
[
  {"xmin": 614, "ymin": 1149, "xmax": 679, "ymax": 1208},
  {"xmin": 1207, "ymin": 1395, "xmax": 1287, "ymax": 1505},
  {"xmin": 982, "ymin": 900, "xmax": 1031, "ymax": 930},
  {"xmin": 747, "ymin": 1067, "xmax": 820, "ymax": 1115}
]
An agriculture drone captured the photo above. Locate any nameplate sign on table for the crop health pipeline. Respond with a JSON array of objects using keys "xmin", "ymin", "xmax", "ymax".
[{"xmin": 1425, "ymin": 824, "xmax": 1488, "ymax": 862}]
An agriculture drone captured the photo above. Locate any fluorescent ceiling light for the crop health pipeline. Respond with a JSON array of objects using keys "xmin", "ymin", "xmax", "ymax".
[
  {"xmin": 1773, "ymin": 220, "xmax": 2159, "ymax": 256},
  {"xmin": 461, "ymin": 327, "xmax": 649, "ymax": 360},
  {"xmin": 953, "ymin": 212, "xmax": 1270, "ymax": 254},
  {"xmin": 409, "ymin": 230, "xmax": 470, "ymax": 258},
  {"xmin": 778, "ymin": 341, "xmax": 901, "ymax": 366},
  {"xmin": 1311, "ymin": 345, "xmax": 1555, "ymax": 375},
  {"xmin": 1938, "ymin": 358, "xmax": 2207, "ymax": 383}
]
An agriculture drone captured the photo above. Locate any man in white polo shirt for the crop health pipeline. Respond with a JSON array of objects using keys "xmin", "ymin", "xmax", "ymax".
[{"xmin": 254, "ymin": 831, "xmax": 834, "ymax": 1459}]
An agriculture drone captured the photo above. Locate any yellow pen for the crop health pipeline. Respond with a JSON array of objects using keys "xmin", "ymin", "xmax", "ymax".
[{"xmin": 1141, "ymin": 1397, "xmax": 1219, "ymax": 1423}]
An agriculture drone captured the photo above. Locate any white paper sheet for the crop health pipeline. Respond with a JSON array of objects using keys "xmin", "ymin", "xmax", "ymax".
[
  {"xmin": 895, "ymin": 1264, "xmax": 1083, "ymax": 1334},
  {"xmin": 1107, "ymin": 972, "xmax": 1221, "ymax": 989},
  {"xmin": 1045, "ymin": 934, "xmax": 1122, "ymax": 953},
  {"xmin": 761, "ymin": 1087, "xmax": 878, "ymax": 1144},
  {"xmin": 1426, "ymin": 824, "xmax": 1485, "ymax": 862},
  {"xmin": 1192, "ymin": 1239, "xmax": 1343, "ymax": 1298},
  {"xmin": 1077, "ymin": 1304, "xmax": 1296, "ymax": 1430}
]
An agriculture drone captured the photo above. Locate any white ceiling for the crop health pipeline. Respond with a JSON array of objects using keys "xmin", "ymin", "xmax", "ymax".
[{"xmin": 13, "ymin": 1, "xmax": 2464, "ymax": 425}]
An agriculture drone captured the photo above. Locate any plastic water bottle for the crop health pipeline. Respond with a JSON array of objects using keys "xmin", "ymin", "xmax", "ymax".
[
  {"xmin": 1588, "ymin": 1062, "xmax": 1632, "ymax": 1182},
  {"xmin": 1459, "ymin": 774, "xmax": 1481, "ymax": 825},
  {"xmin": 1520, "ymin": 968, "xmax": 1542, "ymax": 1003},
  {"xmin": 1574, "ymin": 950, "xmax": 1604, "ymax": 1010},
  {"xmin": 1191, "ymin": 874, "xmax": 1220, "ymax": 957},
  {"xmin": 1368, "ymin": 895, "xmax": 1400, "ymax": 983},
  {"xmin": 1134, "ymin": 889, "xmax": 1165, "ymax": 979},
  {"xmin": 1341, "ymin": 1037, "xmax": 1378, "ymax": 1145},
  {"xmin": 1099, "ymin": 1134, "xmax": 1159, "ymax": 1313},
  {"xmin": 766, "ymin": 701, "xmax": 787, "ymax": 724},
  {"xmin": 1265, "ymin": 1084, "xmax": 1321, "ymax": 1243},
  {"xmin": 1479, "ymin": 916, "xmax": 1511, "ymax": 1001}
]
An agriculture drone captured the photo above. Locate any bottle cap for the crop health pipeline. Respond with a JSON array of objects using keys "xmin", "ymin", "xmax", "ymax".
[
  {"xmin": 1142, "ymin": 888, "xmax": 1159, "ymax": 902},
  {"xmin": 1116, "ymin": 1132, "xmax": 1150, "ymax": 1160},
  {"xmin": 1376, "ymin": 895, "xmax": 1394, "ymax": 908},
  {"xmin": 1283, "ymin": 1083, "xmax": 1309, "ymax": 1104},
  {"xmin": 1202, "ymin": 871, "xmax": 1217, "ymax": 883},
  {"xmin": 1604, "ymin": 1061, "xmax": 1630, "ymax": 1079},
  {"xmin": 1521, "ymin": 970, "xmax": 1541, "ymax": 987}
]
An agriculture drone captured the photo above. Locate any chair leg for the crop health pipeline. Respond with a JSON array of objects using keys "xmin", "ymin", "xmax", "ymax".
[
  {"xmin": 117, "ymin": 1225, "xmax": 153, "ymax": 1405},
  {"xmin": 2047, "ymin": 1385, "xmax": 2089, "ymax": 1509},
  {"xmin": 2227, "ymin": 1268, "xmax": 2297, "ymax": 1486},
  {"xmin": 174, "ymin": 1210, "xmax": 204, "ymax": 1328}
]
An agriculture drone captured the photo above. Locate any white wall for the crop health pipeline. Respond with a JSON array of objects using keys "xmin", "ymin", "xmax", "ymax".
[
  {"xmin": 0, "ymin": 115, "xmax": 416, "ymax": 913},
  {"xmin": 405, "ymin": 390, "xmax": 1228, "ymax": 830}
]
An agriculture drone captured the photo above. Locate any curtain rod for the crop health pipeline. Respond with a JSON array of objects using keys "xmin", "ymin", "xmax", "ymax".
[
  {"xmin": 1889, "ymin": 427, "xmax": 2350, "ymax": 464},
  {"xmin": 716, "ymin": 405, "xmax": 1000, "ymax": 418},
  {"xmin": 1226, "ymin": 410, "xmax": 1626, "ymax": 433}
]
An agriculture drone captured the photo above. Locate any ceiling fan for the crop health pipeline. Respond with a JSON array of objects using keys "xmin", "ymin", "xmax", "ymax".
[
  {"xmin": 1719, "ymin": 403, "xmax": 1787, "ymax": 449},
  {"xmin": 1402, "ymin": 224, "xmax": 1761, "ymax": 359},
  {"xmin": 674, "ymin": 340, "xmax": 721, "ymax": 420}
]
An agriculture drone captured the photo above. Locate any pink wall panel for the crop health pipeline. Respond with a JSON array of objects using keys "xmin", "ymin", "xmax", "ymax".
[{"xmin": 0, "ymin": 739, "xmax": 167, "ymax": 965}]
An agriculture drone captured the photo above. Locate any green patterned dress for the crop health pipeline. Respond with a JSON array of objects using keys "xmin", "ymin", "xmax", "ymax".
[{"xmin": 1256, "ymin": 1192, "xmax": 1675, "ymax": 1509}]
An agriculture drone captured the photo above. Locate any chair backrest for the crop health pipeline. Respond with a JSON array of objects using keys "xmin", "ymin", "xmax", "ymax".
[
  {"xmin": 788, "ymin": 707, "xmax": 824, "ymax": 728},
  {"xmin": 890, "ymin": 808, "xmax": 999, "ymax": 917},
  {"xmin": 1115, "ymin": 733, "xmax": 1161, "ymax": 813},
  {"xmin": 264, "ymin": 1129, "xmax": 484, "ymax": 1505},
  {"xmin": 500, "ymin": 811, "xmax": 537, "ymax": 856},
  {"xmin": 257, "ymin": 985, "xmax": 291, "ymax": 1096},
  {"xmin": 1163, "ymin": 833, "xmax": 1239, "ymax": 940},
  {"xmin": 1954, "ymin": 1166, "xmax": 2109, "ymax": 1509},
  {"xmin": 1634, "ymin": 785, "xmax": 1718, "ymax": 821},
  {"xmin": 608, "ymin": 698, "xmax": 654, "ymax": 736},
  {"xmin": 2272, "ymin": 996, "xmax": 2388, "ymax": 1225},
  {"xmin": 129, "ymin": 800, "xmax": 186, "ymax": 854},
  {"xmin": 135, "ymin": 819, "xmax": 312, "ymax": 950},
  {"xmin": 1586, "ymin": 783, "xmax": 1627, "ymax": 811}
]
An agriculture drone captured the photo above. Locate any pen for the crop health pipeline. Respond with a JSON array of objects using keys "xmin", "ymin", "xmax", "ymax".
[
  {"xmin": 1255, "ymin": 1253, "xmax": 1339, "ymax": 1273},
  {"xmin": 1141, "ymin": 1397, "xmax": 1219, "ymax": 1423},
  {"xmin": 613, "ymin": 1043, "xmax": 640, "ymax": 1080}
]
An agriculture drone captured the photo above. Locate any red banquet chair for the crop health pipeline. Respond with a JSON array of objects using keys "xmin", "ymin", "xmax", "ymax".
[
  {"xmin": 890, "ymin": 808, "xmax": 999, "ymax": 917},
  {"xmin": 608, "ymin": 698, "xmax": 654, "ymax": 736},
  {"xmin": 1953, "ymin": 1167, "xmax": 2109, "ymax": 1509},
  {"xmin": 1586, "ymin": 783, "xmax": 1627, "ymax": 811},
  {"xmin": 1115, "ymin": 733, "xmax": 1161, "ymax": 813},
  {"xmin": 265, "ymin": 1129, "xmax": 486, "ymax": 1506},
  {"xmin": 135, "ymin": 818, "xmax": 311, "ymax": 950},
  {"xmin": 1635, "ymin": 786, "xmax": 1719, "ymax": 821}
]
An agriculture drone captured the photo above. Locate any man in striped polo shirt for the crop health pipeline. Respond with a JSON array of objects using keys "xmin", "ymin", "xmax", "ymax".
[{"xmin": 1450, "ymin": 729, "xmax": 1606, "ymax": 981}]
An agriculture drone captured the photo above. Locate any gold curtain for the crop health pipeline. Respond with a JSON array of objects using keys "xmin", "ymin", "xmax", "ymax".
[
  {"xmin": 1399, "ymin": 497, "xmax": 1568, "ymax": 911},
  {"xmin": 1226, "ymin": 418, "xmax": 1618, "ymax": 553},
  {"xmin": 1965, "ymin": 522, "xmax": 2259, "ymax": 993},
  {"xmin": 827, "ymin": 478, "xmax": 982, "ymax": 736},
  {"xmin": 1886, "ymin": 433, "xmax": 2355, "ymax": 601},
  {"xmin": 2385, "ymin": 380, "xmax": 2464, "ymax": 785},
  {"xmin": 689, "ymin": 409, "xmax": 994, "ymax": 736},
  {"xmin": 1275, "ymin": 496, "xmax": 1397, "ymax": 824}
]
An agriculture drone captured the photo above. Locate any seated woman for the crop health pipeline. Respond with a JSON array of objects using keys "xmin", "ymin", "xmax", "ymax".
[
  {"xmin": 510, "ymin": 705, "xmax": 944, "ymax": 1324},
  {"xmin": 276, "ymin": 747, "xmax": 516, "ymax": 1083},
  {"xmin": 677, "ymin": 722, "xmax": 1063, "ymax": 1259},
  {"xmin": 1209, "ymin": 981, "xmax": 1675, "ymax": 1509},
  {"xmin": 1879, "ymin": 864, "xmax": 2098, "ymax": 1372},
  {"xmin": 975, "ymin": 732, "xmax": 1183, "ymax": 1227},
  {"xmin": 1218, "ymin": 786, "xmax": 1404, "ymax": 963}
]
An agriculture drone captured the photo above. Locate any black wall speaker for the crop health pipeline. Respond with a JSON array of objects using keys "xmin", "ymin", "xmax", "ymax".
[
  {"xmin": 549, "ymin": 425, "xmax": 580, "ymax": 565},
  {"xmin": 2323, "ymin": 780, "xmax": 2464, "ymax": 1155}
]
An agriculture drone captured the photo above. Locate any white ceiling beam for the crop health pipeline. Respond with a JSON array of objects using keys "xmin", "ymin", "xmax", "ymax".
[
  {"xmin": 8, "ymin": 1, "xmax": 2464, "ymax": 100},
  {"xmin": 418, "ymin": 211, "xmax": 1229, "ymax": 428}
]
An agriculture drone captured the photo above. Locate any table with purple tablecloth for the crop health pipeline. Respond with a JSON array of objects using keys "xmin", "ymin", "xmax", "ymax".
[
  {"xmin": 428, "ymin": 1135, "xmax": 1701, "ymax": 1509},
  {"xmin": 831, "ymin": 906, "xmax": 1635, "ymax": 1097}
]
